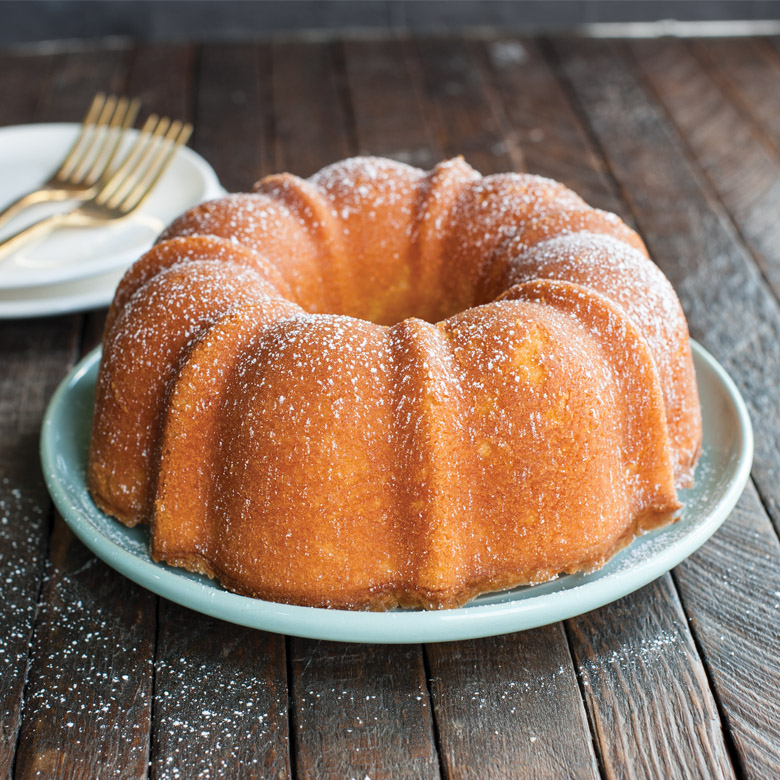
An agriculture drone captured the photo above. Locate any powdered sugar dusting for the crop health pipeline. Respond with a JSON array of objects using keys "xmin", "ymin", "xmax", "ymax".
[
  {"xmin": 0, "ymin": 476, "xmax": 48, "ymax": 710},
  {"xmin": 89, "ymin": 155, "xmax": 701, "ymax": 609}
]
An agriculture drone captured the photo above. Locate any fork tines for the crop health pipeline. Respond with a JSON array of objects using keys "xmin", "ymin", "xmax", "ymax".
[
  {"xmin": 56, "ymin": 93, "xmax": 142, "ymax": 187},
  {"xmin": 96, "ymin": 115, "xmax": 194, "ymax": 214}
]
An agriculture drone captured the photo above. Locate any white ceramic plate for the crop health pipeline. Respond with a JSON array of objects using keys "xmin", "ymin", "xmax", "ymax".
[
  {"xmin": 0, "ymin": 266, "xmax": 126, "ymax": 319},
  {"xmin": 41, "ymin": 341, "xmax": 752, "ymax": 643},
  {"xmin": 0, "ymin": 123, "xmax": 225, "ymax": 292}
]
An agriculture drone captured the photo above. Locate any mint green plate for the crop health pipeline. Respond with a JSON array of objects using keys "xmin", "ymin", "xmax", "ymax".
[{"xmin": 40, "ymin": 341, "xmax": 752, "ymax": 643}]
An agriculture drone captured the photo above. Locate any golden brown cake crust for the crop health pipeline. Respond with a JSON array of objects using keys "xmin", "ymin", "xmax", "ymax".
[{"xmin": 88, "ymin": 156, "xmax": 701, "ymax": 610}]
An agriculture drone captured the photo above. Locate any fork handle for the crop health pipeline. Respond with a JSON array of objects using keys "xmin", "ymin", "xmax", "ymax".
[
  {"xmin": 0, "ymin": 211, "xmax": 70, "ymax": 263},
  {"xmin": 0, "ymin": 186, "xmax": 90, "ymax": 231},
  {"xmin": 0, "ymin": 190, "xmax": 54, "ymax": 231}
]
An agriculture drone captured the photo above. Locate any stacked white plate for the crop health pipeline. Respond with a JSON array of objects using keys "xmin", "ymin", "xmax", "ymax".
[{"xmin": 0, "ymin": 124, "xmax": 226, "ymax": 319}]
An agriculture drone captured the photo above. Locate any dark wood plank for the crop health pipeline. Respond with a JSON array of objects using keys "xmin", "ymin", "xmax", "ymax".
[
  {"xmin": 407, "ymin": 36, "xmax": 603, "ymax": 777},
  {"xmin": 14, "ymin": 517, "xmax": 156, "ymax": 780},
  {"xmin": 126, "ymin": 42, "xmax": 195, "ymax": 121},
  {"xmin": 276, "ymin": 38, "xmax": 440, "ymax": 778},
  {"xmin": 553, "ymin": 36, "xmax": 780, "ymax": 778},
  {"xmin": 194, "ymin": 43, "xmax": 274, "ymax": 192},
  {"xmin": 473, "ymin": 37, "xmax": 627, "ymax": 218},
  {"xmin": 477, "ymin": 35, "xmax": 736, "ymax": 780},
  {"xmin": 694, "ymin": 37, "xmax": 780, "ymax": 157},
  {"xmin": 10, "ymin": 44, "xmax": 203, "ymax": 779},
  {"xmin": 0, "ymin": 316, "xmax": 80, "ymax": 779},
  {"xmin": 120, "ymin": 41, "xmax": 291, "ymax": 778},
  {"xmin": 342, "ymin": 38, "xmax": 439, "ymax": 168},
  {"xmin": 290, "ymin": 640, "xmax": 439, "ymax": 779},
  {"xmin": 272, "ymin": 40, "xmax": 351, "ymax": 177},
  {"xmin": 0, "ymin": 49, "xmax": 90, "ymax": 780},
  {"xmin": 150, "ymin": 601, "xmax": 290, "ymax": 780},
  {"xmin": 631, "ymin": 37, "xmax": 780, "ymax": 312},
  {"xmin": 0, "ymin": 52, "xmax": 54, "ymax": 125},
  {"xmin": 674, "ymin": 482, "xmax": 780, "ymax": 775},
  {"xmin": 82, "ymin": 309, "xmax": 109, "ymax": 356},
  {"xmin": 427, "ymin": 626, "xmax": 599, "ymax": 780},
  {"xmin": 570, "ymin": 578, "xmax": 734, "ymax": 779},
  {"xmin": 36, "ymin": 48, "xmax": 130, "ymax": 123},
  {"xmin": 413, "ymin": 35, "xmax": 521, "ymax": 174}
]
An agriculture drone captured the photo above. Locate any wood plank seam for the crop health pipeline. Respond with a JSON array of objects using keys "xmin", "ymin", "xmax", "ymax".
[
  {"xmin": 400, "ymin": 36, "xmax": 448, "ymax": 161},
  {"xmin": 743, "ymin": 478, "xmax": 780, "ymax": 557},
  {"xmin": 8, "ymin": 510, "xmax": 54, "ymax": 779},
  {"xmin": 561, "ymin": 622, "xmax": 608, "ymax": 780},
  {"xmin": 671, "ymin": 480, "xmax": 780, "ymax": 776},
  {"xmin": 687, "ymin": 39, "xmax": 780, "ymax": 164},
  {"xmin": 536, "ymin": 38, "xmax": 740, "ymax": 779},
  {"xmin": 284, "ymin": 635, "xmax": 299, "ymax": 780},
  {"xmin": 330, "ymin": 40, "xmax": 361, "ymax": 161},
  {"xmin": 625, "ymin": 38, "xmax": 780, "ymax": 365},
  {"xmin": 464, "ymin": 37, "xmax": 526, "ymax": 172},
  {"xmin": 538, "ymin": 36, "xmax": 642, "ymax": 232},
  {"xmin": 669, "ymin": 567, "xmax": 748, "ymax": 780},
  {"xmin": 421, "ymin": 645, "xmax": 448, "ymax": 780},
  {"xmin": 620, "ymin": 38, "xmax": 780, "ymax": 549},
  {"xmin": 144, "ymin": 596, "xmax": 160, "ymax": 780},
  {"xmin": 548, "ymin": 37, "xmax": 780, "ymax": 777}
]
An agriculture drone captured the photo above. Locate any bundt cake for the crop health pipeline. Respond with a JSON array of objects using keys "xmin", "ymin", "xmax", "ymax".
[{"xmin": 87, "ymin": 156, "xmax": 701, "ymax": 610}]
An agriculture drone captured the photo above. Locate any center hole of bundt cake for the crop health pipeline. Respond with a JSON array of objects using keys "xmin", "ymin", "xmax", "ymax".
[{"xmin": 328, "ymin": 263, "xmax": 497, "ymax": 326}]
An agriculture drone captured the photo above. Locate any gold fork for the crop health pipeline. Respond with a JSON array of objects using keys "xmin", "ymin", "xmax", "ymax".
[
  {"xmin": 0, "ymin": 115, "xmax": 193, "ymax": 261},
  {"xmin": 0, "ymin": 93, "xmax": 142, "ymax": 230}
]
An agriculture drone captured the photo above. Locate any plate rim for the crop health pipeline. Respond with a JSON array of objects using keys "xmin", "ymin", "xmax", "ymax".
[
  {"xmin": 40, "ymin": 340, "xmax": 753, "ymax": 643},
  {"xmin": 0, "ymin": 267, "xmax": 128, "ymax": 319},
  {"xmin": 0, "ymin": 121, "xmax": 224, "ymax": 292}
]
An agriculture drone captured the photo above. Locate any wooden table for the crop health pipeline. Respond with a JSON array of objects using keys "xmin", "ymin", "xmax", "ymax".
[{"xmin": 2, "ymin": 32, "xmax": 780, "ymax": 780}]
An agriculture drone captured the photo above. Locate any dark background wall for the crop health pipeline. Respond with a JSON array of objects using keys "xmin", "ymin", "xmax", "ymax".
[{"xmin": 3, "ymin": 0, "xmax": 780, "ymax": 47}]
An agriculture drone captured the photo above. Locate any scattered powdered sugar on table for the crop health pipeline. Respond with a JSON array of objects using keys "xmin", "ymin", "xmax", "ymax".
[
  {"xmin": 154, "ymin": 651, "xmax": 287, "ymax": 780},
  {"xmin": 0, "ymin": 476, "xmax": 48, "ymax": 695},
  {"xmin": 20, "ymin": 560, "xmax": 152, "ymax": 776}
]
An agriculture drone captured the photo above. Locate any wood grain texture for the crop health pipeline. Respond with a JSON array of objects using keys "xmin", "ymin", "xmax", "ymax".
[
  {"xmin": 0, "ymin": 317, "xmax": 80, "ymax": 779},
  {"xmin": 472, "ymin": 36, "xmax": 627, "ymax": 217},
  {"xmin": 150, "ymin": 601, "xmax": 290, "ymax": 780},
  {"xmin": 427, "ymin": 626, "xmax": 599, "ymax": 780},
  {"xmin": 413, "ymin": 35, "xmax": 520, "ymax": 174},
  {"xmin": 554, "ymin": 39, "xmax": 780, "ymax": 528},
  {"xmin": 407, "ymin": 35, "xmax": 605, "ymax": 778},
  {"xmin": 553, "ymin": 36, "xmax": 780, "ymax": 779},
  {"xmin": 673, "ymin": 482, "xmax": 780, "ymax": 778},
  {"xmin": 194, "ymin": 43, "xmax": 274, "ymax": 192},
  {"xmin": 696, "ymin": 37, "xmax": 780, "ymax": 158},
  {"xmin": 290, "ymin": 640, "xmax": 440, "ymax": 779},
  {"xmin": 0, "ymin": 52, "xmax": 54, "ymax": 123},
  {"xmin": 14, "ymin": 517, "xmax": 155, "ymax": 780},
  {"xmin": 275, "ymin": 38, "xmax": 441, "ymax": 779},
  {"xmin": 272, "ymin": 40, "xmax": 351, "ymax": 177},
  {"xmin": 477, "ymin": 36, "xmax": 735, "ymax": 780},
  {"xmin": 36, "ymin": 48, "xmax": 130, "ymax": 123},
  {"xmin": 631, "ymin": 37, "xmax": 780, "ymax": 319},
  {"xmin": 126, "ymin": 42, "xmax": 195, "ymax": 122},
  {"xmin": 569, "ymin": 578, "xmax": 734, "ymax": 780},
  {"xmin": 343, "ymin": 38, "xmax": 440, "ymax": 167}
]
